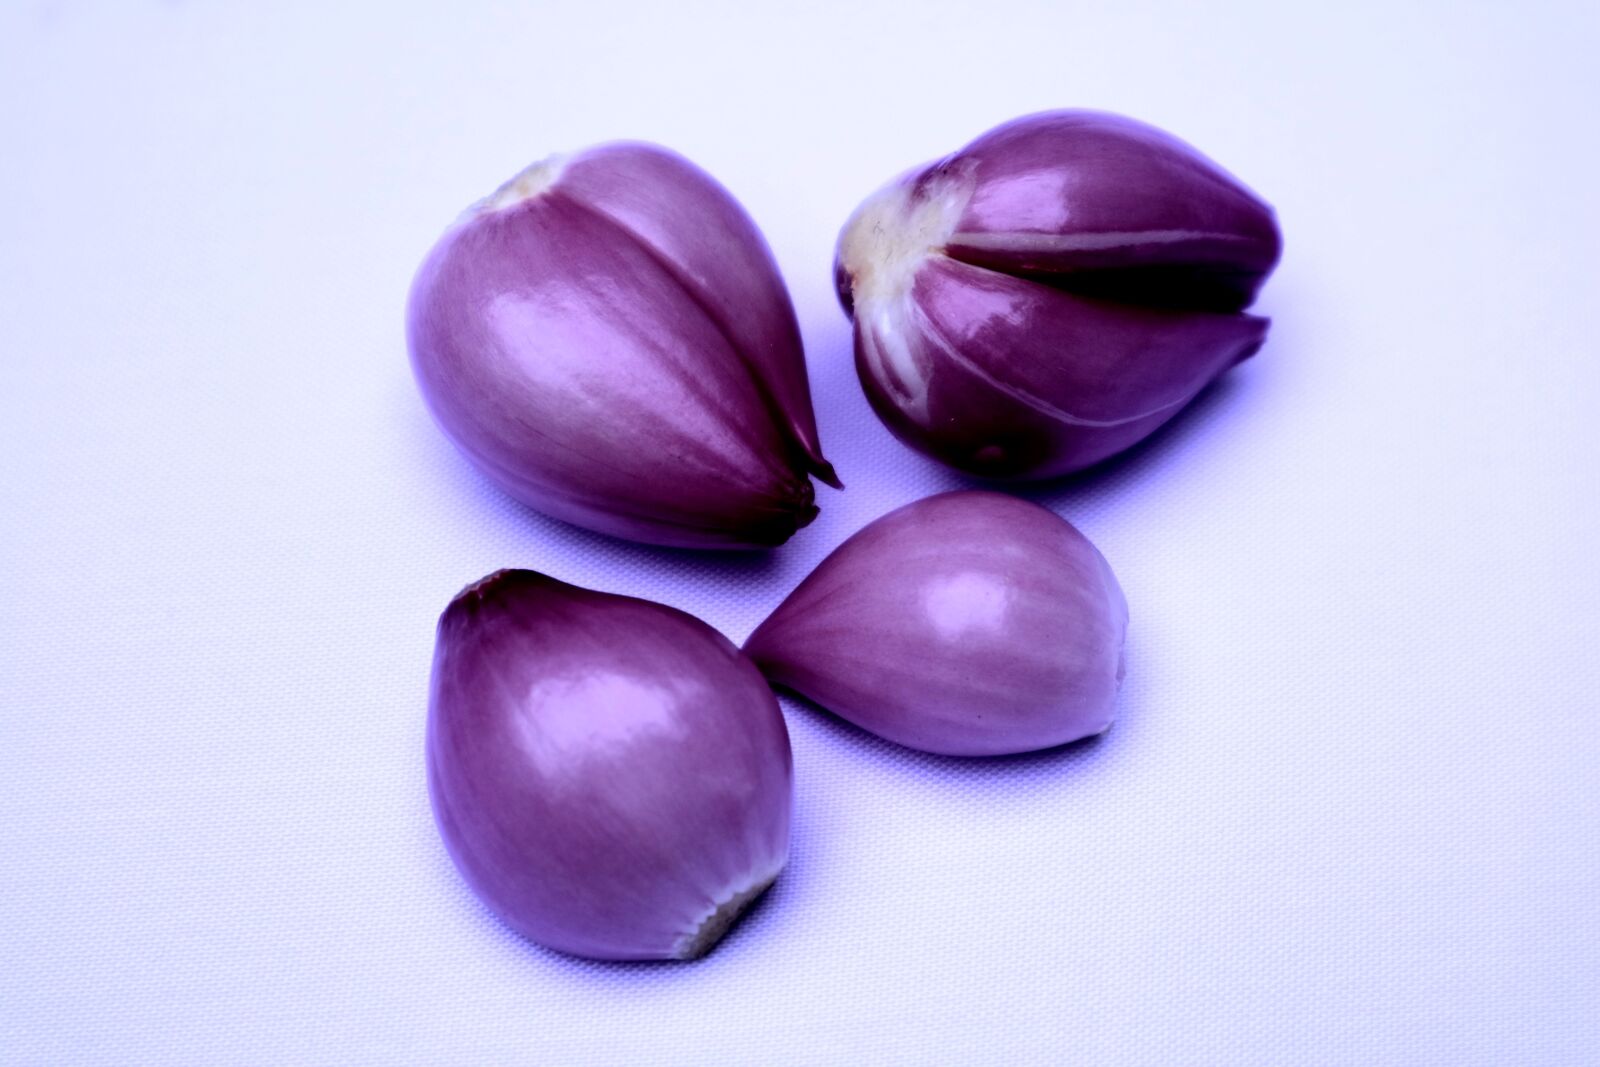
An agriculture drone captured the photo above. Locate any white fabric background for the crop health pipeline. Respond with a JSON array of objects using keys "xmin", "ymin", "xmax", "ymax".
[{"xmin": 3, "ymin": 2, "xmax": 1597, "ymax": 1063}]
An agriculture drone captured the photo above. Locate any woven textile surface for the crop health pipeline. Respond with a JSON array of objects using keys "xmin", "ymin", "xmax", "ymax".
[{"xmin": 3, "ymin": 3, "xmax": 1597, "ymax": 1063}]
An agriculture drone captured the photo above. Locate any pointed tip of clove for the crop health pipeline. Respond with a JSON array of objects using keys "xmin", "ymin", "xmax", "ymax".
[{"xmin": 812, "ymin": 459, "xmax": 844, "ymax": 491}]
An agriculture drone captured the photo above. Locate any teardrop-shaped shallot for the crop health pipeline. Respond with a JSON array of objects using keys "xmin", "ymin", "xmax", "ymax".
[
  {"xmin": 428, "ymin": 570, "xmax": 793, "ymax": 960},
  {"xmin": 409, "ymin": 142, "xmax": 839, "ymax": 548},
  {"xmin": 834, "ymin": 110, "xmax": 1282, "ymax": 480},
  {"xmin": 745, "ymin": 491, "xmax": 1127, "ymax": 756}
]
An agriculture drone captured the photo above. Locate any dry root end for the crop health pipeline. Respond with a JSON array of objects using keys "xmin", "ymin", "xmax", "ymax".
[
  {"xmin": 452, "ymin": 568, "xmax": 516, "ymax": 603},
  {"xmin": 673, "ymin": 874, "xmax": 778, "ymax": 960},
  {"xmin": 475, "ymin": 153, "xmax": 570, "ymax": 215}
]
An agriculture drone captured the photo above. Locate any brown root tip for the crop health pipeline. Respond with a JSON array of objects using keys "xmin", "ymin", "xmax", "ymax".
[
  {"xmin": 673, "ymin": 875, "xmax": 777, "ymax": 960},
  {"xmin": 452, "ymin": 568, "xmax": 518, "ymax": 603}
]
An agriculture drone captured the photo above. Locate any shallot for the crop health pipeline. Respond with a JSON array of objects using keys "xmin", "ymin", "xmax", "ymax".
[
  {"xmin": 428, "ymin": 570, "xmax": 792, "ymax": 960},
  {"xmin": 409, "ymin": 142, "xmax": 838, "ymax": 548},
  {"xmin": 745, "ymin": 491, "xmax": 1127, "ymax": 756},
  {"xmin": 834, "ymin": 110, "xmax": 1281, "ymax": 479}
]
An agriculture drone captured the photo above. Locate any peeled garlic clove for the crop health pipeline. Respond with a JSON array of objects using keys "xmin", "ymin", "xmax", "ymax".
[
  {"xmin": 428, "ymin": 570, "xmax": 792, "ymax": 960},
  {"xmin": 408, "ymin": 142, "xmax": 837, "ymax": 549},
  {"xmin": 744, "ymin": 491, "xmax": 1127, "ymax": 757},
  {"xmin": 836, "ymin": 110, "xmax": 1282, "ymax": 480}
]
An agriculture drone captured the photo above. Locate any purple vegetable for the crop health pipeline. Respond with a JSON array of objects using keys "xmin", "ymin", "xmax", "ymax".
[
  {"xmin": 408, "ymin": 142, "xmax": 839, "ymax": 549},
  {"xmin": 834, "ymin": 110, "xmax": 1282, "ymax": 480},
  {"xmin": 744, "ymin": 491, "xmax": 1127, "ymax": 757},
  {"xmin": 427, "ymin": 570, "xmax": 792, "ymax": 960}
]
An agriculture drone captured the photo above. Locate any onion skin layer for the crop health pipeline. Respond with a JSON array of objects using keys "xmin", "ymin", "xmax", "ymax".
[
  {"xmin": 744, "ymin": 491, "xmax": 1127, "ymax": 757},
  {"xmin": 427, "ymin": 570, "xmax": 792, "ymax": 960},
  {"xmin": 834, "ymin": 110, "xmax": 1282, "ymax": 480},
  {"xmin": 409, "ymin": 142, "xmax": 838, "ymax": 549}
]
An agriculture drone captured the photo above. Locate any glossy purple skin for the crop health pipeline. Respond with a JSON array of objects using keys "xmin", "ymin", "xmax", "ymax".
[
  {"xmin": 835, "ymin": 110, "xmax": 1282, "ymax": 480},
  {"xmin": 744, "ymin": 491, "xmax": 1128, "ymax": 757},
  {"xmin": 427, "ymin": 570, "xmax": 792, "ymax": 960},
  {"xmin": 409, "ymin": 142, "xmax": 838, "ymax": 549}
]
